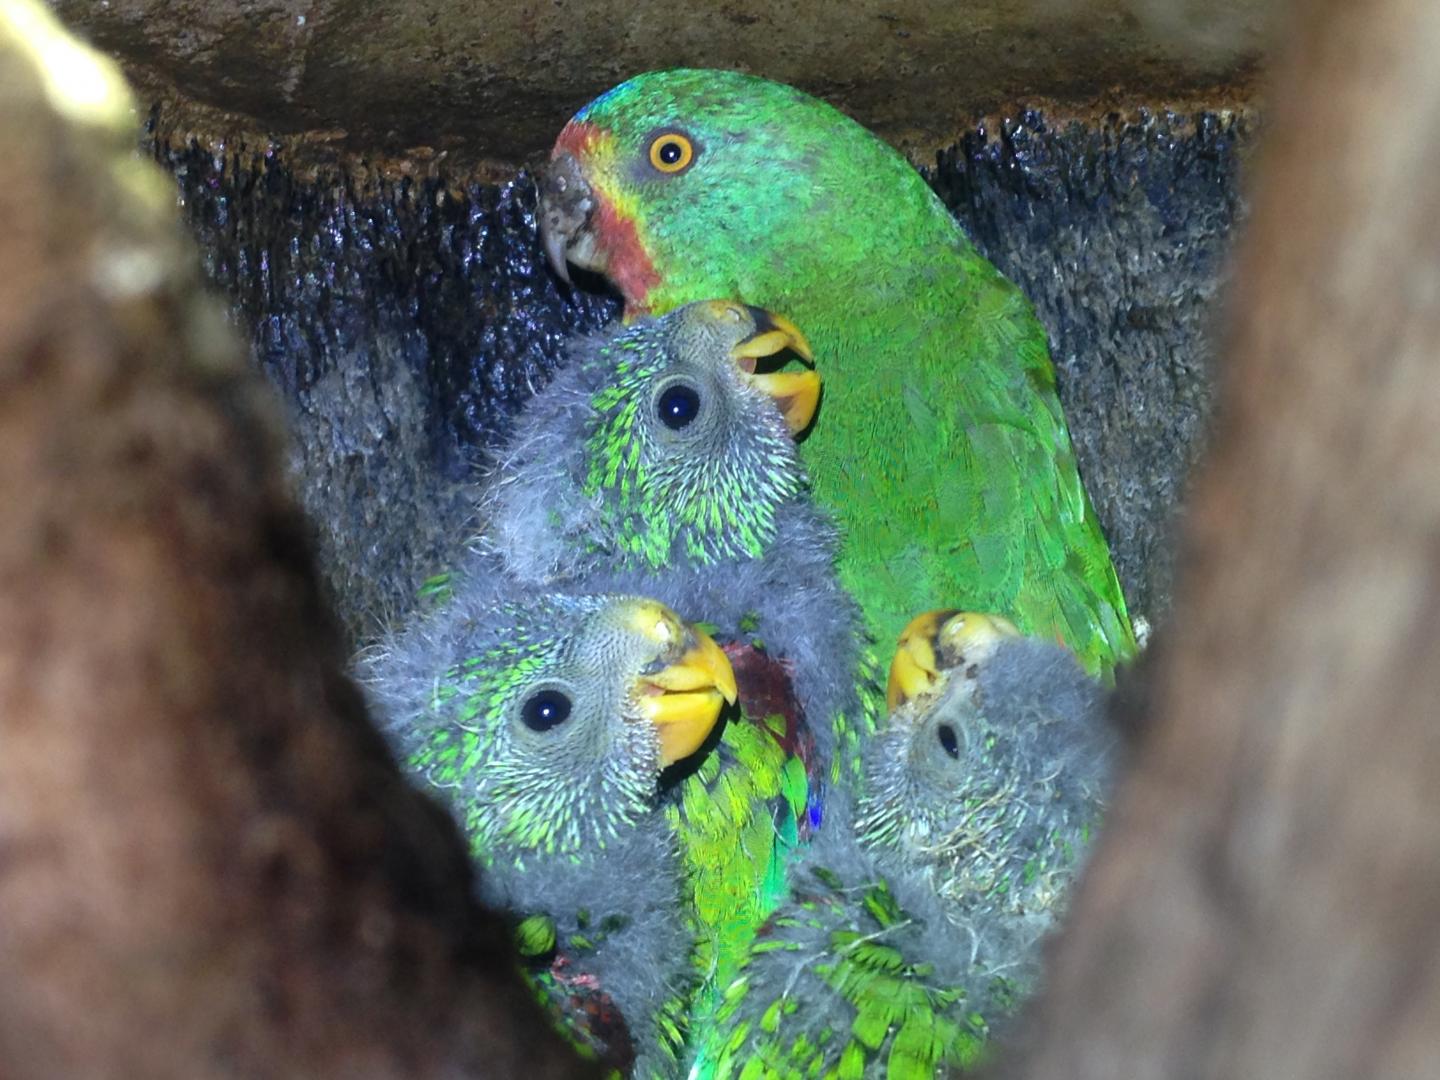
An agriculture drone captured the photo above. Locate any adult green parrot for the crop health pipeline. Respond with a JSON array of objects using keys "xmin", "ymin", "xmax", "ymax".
[
  {"xmin": 367, "ymin": 588, "xmax": 737, "ymax": 1076},
  {"xmin": 538, "ymin": 69, "xmax": 1137, "ymax": 676},
  {"xmin": 693, "ymin": 610, "xmax": 1115, "ymax": 1078}
]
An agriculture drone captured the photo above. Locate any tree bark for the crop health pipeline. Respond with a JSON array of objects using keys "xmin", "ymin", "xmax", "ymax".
[
  {"xmin": 0, "ymin": 7, "xmax": 592, "ymax": 1077},
  {"xmin": 998, "ymin": 1, "xmax": 1440, "ymax": 1077}
]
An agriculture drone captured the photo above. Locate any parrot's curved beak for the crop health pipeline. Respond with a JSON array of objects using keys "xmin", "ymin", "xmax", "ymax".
[
  {"xmin": 538, "ymin": 150, "xmax": 600, "ymax": 283},
  {"xmin": 730, "ymin": 307, "xmax": 822, "ymax": 436},
  {"xmin": 886, "ymin": 609, "xmax": 1021, "ymax": 710},
  {"xmin": 732, "ymin": 307, "xmax": 815, "ymax": 364},
  {"xmin": 630, "ymin": 609, "xmax": 738, "ymax": 766}
]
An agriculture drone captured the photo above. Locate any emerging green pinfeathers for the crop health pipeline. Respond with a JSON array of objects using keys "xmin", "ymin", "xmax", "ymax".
[
  {"xmin": 367, "ymin": 589, "xmax": 738, "ymax": 1076},
  {"xmin": 540, "ymin": 69, "xmax": 1137, "ymax": 676},
  {"xmin": 693, "ymin": 612, "xmax": 1115, "ymax": 1079}
]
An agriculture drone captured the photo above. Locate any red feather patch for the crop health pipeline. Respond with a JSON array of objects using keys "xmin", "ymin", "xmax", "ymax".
[
  {"xmin": 553, "ymin": 121, "xmax": 662, "ymax": 312},
  {"xmin": 723, "ymin": 641, "xmax": 816, "ymax": 781},
  {"xmin": 547, "ymin": 952, "xmax": 636, "ymax": 1073}
]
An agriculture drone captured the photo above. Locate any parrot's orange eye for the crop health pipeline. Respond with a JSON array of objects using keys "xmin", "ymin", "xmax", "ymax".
[{"xmin": 647, "ymin": 131, "xmax": 696, "ymax": 174}]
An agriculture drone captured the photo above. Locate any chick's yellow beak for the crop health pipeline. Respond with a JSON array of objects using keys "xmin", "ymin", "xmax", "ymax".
[
  {"xmin": 626, "ymin": 603, "xmax": 738, "ymax": 766},
  {"xmin": 885, "ymin": 609, "xmax": 1021, "ymax": 710},
  {"xmin": 937, "ymin": 610, "xmax": 1020, "ymax": 659},
  {"xmin": 887, "ymin": 609, "xmax": 954, "ymax": 711},
  {"xmin": 731, "ymin": 307, "xmax": 815, "ymax": 364},
  {"xmin": 725, "ymin": 306, "xmax": 821, "ymax": 436},
  {"xmin": 743, "ymin": 368, "xmax": 822, "ymax": 436}
]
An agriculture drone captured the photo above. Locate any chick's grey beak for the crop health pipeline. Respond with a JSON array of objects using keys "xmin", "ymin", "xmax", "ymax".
[{"xmin": 538, "ymin": 152, "xmax": 594, "ymax": 285}]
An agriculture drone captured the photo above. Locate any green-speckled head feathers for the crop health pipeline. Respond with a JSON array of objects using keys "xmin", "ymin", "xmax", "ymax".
[
  {"xmin": 399, "ymin": 593, "xmax": 736, "ymax": 862},
  {"xmin": 858, "ymin": 609, "xmax": 1111, "ymax": 908},
  {"xmin": 584, "ymin": 300, "xmax": 817, "ymax": 567},
  {"xmin": 485, "ymin": 299, "xmax": 820, "ymax": 581}
]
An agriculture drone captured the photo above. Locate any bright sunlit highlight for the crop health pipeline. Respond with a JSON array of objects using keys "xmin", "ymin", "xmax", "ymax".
[{"xmin": 0, "ymin": 0, "xmax": 132, "ymax": 128}]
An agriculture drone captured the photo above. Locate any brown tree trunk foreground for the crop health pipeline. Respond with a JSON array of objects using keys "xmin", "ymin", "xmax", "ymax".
[
  {"xmin": 0, "ymin": 6, "xmax": 592, "ymax": 1078},
  {"xmin": 998, "ymin": 0, "xmax": 1440, "ymax": 1077}
]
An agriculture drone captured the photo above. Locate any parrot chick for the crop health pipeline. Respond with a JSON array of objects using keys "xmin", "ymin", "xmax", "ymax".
[
  {"xmin": 488, "ymin": 297, "xmax": 819, "ymax": 578},
  {"xmin": 695, "ymin": 611, "xmax": 1115, "ymax": 1079},
  {"xmin": 860, "ymin": 611, "xmax": 1110, "ymax": 933},
  {"xmin": 367, "ymin": 589, "xmax": 736, "ymax": 1077}
]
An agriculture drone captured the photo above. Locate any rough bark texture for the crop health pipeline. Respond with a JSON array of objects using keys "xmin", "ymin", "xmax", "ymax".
[
  {"xmin": 996, "ymin": 0, "xmax": 1440, "ymax": 1075},
  {"xmin": 52, "ymin": 0, "xmax": 1268, "ymax": 168},
  {"xmin": 0, "ymin": 7, "xmax": 592, "ymax": 1077},
  {"xmin": 143, "ymin": 100, "xmax": 1248, "ymax": 642}
]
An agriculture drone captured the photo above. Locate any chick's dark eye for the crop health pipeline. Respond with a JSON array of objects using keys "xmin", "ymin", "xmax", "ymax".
[
  {"xmin": 937, "ymin": 723, "xmax": 960, "ymax": 760},
  {"xmin": 521, "ymin": 689, "xmax": 572, "ymax": 732},
  {"xmin": 657, "ymin": 383, "xmax": 702, "ymax": 430}
]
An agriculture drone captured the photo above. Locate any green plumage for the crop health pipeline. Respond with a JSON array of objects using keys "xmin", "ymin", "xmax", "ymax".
[
  {"xmin": 696, "ymin": 866, "xmax": 991, "ymax": 1080},
  {"xmin": 552, "ymin": 70, "xmax": 1137, "ymax": 675},
  {"xmin": 669, "ymin": 712, "xmax": 805, "ymax": 1027}
]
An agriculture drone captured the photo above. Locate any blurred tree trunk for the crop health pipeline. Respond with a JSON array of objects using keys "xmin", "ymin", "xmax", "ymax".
[
  {"xmin": 997, "ymin": 0, "xmax": 1440, "ymax": 1077},
  {"xmin": 0, "ymin": 6, "xmax": 592, "ymax": 1077}
]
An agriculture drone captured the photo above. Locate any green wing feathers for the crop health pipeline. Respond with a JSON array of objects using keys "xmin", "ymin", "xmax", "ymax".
[
  {"xmin": 669, "ymin": 714, "xmax": 807, "ymax": 1026},
  {"xmin": 694, "ymin": 872, "xmax": 986, "ymax": 1080},
  {"xmin": 795, "ymin": 250, "xmax": 1136, "ymax": 678}
]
